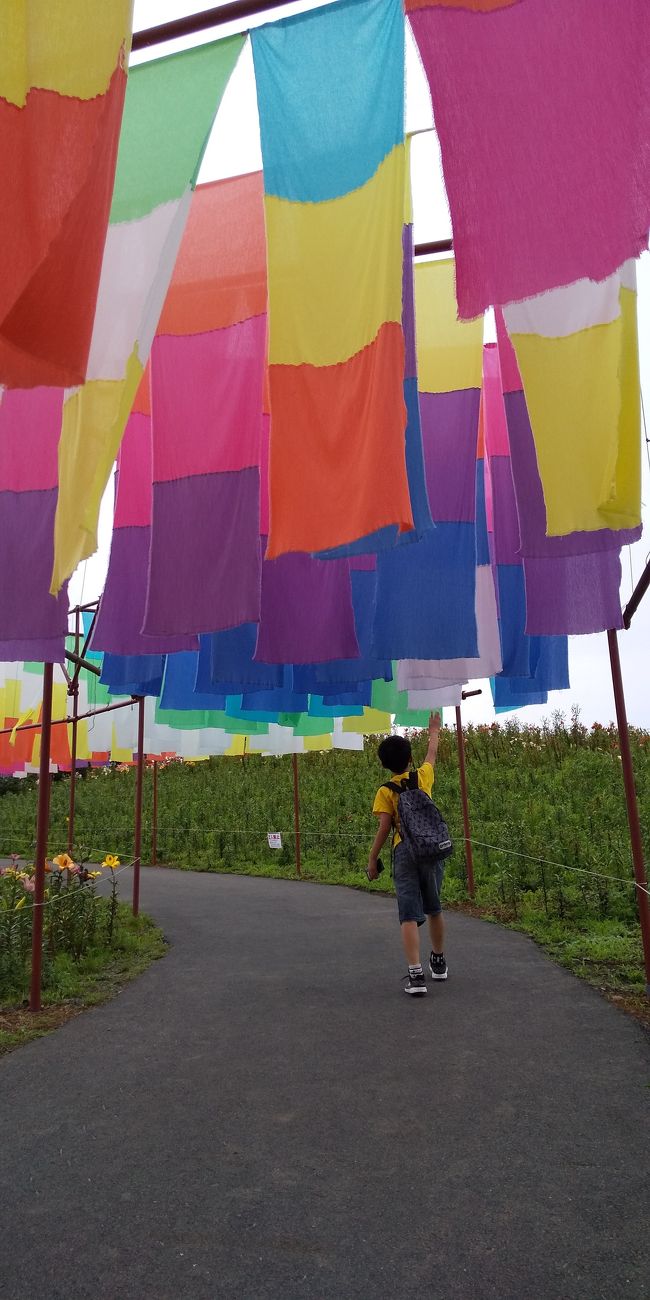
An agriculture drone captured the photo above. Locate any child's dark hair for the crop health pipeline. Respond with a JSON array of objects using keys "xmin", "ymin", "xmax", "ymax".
[{"xmin": 377, "ymin": 734, "xmax": 412, "ymax": 774}]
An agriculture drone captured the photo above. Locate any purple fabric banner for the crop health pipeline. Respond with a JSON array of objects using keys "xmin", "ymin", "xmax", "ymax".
[
  {"xmin": 145, "ymin": 468, "xmax": 262, "ymax": 638},
  {"xmin": 94, "ymin": 525, "xmax": 198, "ymax": 655},
  {"xmin": 93, "ymin": 407, "xmax": 198, "ymax": 656},
  {"xmin": 488, "ymin": 456, "xmax": 521, "ymax": 567},
  {"xmin": 255, "ymin": 551, "xmax": 359, "ymax": 664},
  {"xmin": 420, "ymin": 389, "xmax": 481, "ymax": 525},
  {"xmin": 143, "ymin": 319, "xmax": 264, "ymax": 638},
  {"xmin": 0, "ymin": 491, "xmax": 68, "ymax": 662},
  {"xmin": 523, "ymin": 551, "xmax": 624, "ymax": 637},
  {"xmin": 0, "ymin": 387, "xmax": 68, "ymax": 663}
]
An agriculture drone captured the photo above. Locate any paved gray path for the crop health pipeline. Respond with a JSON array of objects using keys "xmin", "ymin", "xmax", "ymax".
[{"xmin": 1, "ymin": 867, "xmax": 649, "ymax": 1300}]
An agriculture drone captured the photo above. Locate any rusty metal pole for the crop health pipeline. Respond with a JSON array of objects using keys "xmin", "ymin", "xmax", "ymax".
[
  {"xmin": 607, "ymin": 629, "xmax": 650, "ymax": 995},
  {"xmin": 0, "ymin": 696, "xmax": 142, "ymax": 739},
  {"xmin": 132, "ymin": 697, "xmax": 145, "ymax": 916},
  {"xmin": 623, "ymin": 556, "xmax": 650, "ymax": 629},
  {"xmin": 292, "ymin": 752, "xmax": 301, "ymax": 877},
  {"xmin": 67, "ymin": 610, "xmax": 80, "ymax": 855},
  {"xmin": 455, "ymin": 704, "xmax": 475, "ymax": 899},
  {"xmin": 29, "ymin": 663, "xmax": 54, "ymax": 1013},
  {"xmin": 151, "ymin": 760, "xmax": 158, "ymax": 867}
]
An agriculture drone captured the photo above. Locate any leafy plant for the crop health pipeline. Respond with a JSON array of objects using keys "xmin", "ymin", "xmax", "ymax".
[{"xmin": 1, "ymin": 849, "xmax": 127, "ymax": 1005}]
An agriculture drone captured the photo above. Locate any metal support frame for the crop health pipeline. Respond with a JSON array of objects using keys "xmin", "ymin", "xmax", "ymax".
[
  {"xmin": 21, "ymin": 655, "xmax": 146, "ymax": 999},
  {"xmin": 623, "ymin": 557, "xmax": 650, "ymax": 630},
  {"xmin": 152, "ymin": 760, "xmax": 159, "ymax": 867},
  {"xmin": 132, "ymin": 697, "xmax": 146, "ymax": 916},
  {"xmin": 454, "ymin": 705, "xmax": 475, "ymax": 900},
  {"xmin": 29, "ymin": 663, "xmax": 54, "ymax": 1012},
  {"xmin": 607, "ymin": 629, "xmax": 650, "ymax": 995},
  {"xmin": 292, "ymin": 753, "xmax": 301, "ymax": 877},
  {"xmin": 414, "ymin": 238, "xmax": 453, "ymax": 258},
  {"xmin": 67, "ymin": 610, "xmax": 80, "ymax": 854},
  {"xmin": 66, "ymin": 600, "xmax": 101, "ymax": 684},
  {"xmin": 0, "ymin": 695, "xmax": 141, "ymax": 739},
  {"xmin": 65, "ymin": 649, "xmax": 101, "ymax": 678},
  {"xmin": 132, "ymin": 0, "xmax": 298, "ymax": 48}
]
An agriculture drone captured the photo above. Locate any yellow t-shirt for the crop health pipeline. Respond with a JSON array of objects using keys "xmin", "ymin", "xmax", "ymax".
[{"xmin": 372, "ymin": 762, "xmax": 434, "ymax": 847}]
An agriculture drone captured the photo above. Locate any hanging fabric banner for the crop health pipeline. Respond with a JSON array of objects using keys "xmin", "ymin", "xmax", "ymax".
[
  {"xmin": 92, "ymin": 372, "xmax": 198, "ymax": 656},
  {"xmin": 0, "ymin": 388, "xmax": 68, "ymax": 662},
  {"xmin": 483, "ymin": 341, "xmax": 536, "ymax": 678},
  {"xmin": 144, "ymin": 173, "xmax": 266, "ymax": 637},
  {"xmin": 406, "ymin": 686, "xmax": 462, "ymax": 709},
  {"xmin": 372, "ymin": 259, "xmax": 482, "ymax": 660},
  {"xmin": 252, "ymin": 0, "xmax": 412, "ymax": 557},
  {"xmin": 482, "ymin": 343, "xmax": 570, "ymax": 690},
  {"xmin": 494, "ymin": 316, "xmax": 633, "ymax": 636},
  {"xmin": 501, "ymin": 264, "xmax": 641, "ymax": 538},
  {"xmin": 407, "ymin": 0, "xmax": 650, "ymax": 319},
  {"xmin": 292, "ymin": 568, "xmax": 392, "ymax": 689},
  {"xmin": 371, "ymin": 676, "xmax": 430, "ymax": 729},
  {"xmin": 0, "ymin": 669, "xmax": 37, "ymax": 773},
  {"xmin": 318, "ymin": 144, "xmax": 432, "ymax": 558},
  {"xmin": 342, "ymin": 708, "xmax": 393, "ymax": 736},
  {"xmin": 254, "ymin": 552, "xmax": 359, "ymax": 665},
  {"xmin": 208, "ymin": 625, "xmax": 284, "ymax": 693},
  {"xmin": 396, "ymin": 393, "xmax": 502, "ymax": 689},
  {"xmin": 0, "ymin": 660, "xmax": 373, "ymax": 772},
  {"xmin": 0, "ymin": 2, "xmax": 132, "ymax": 388},
  {"xmin": 51, "ymin": 34, "xmax": 245, "ymax": 594}
]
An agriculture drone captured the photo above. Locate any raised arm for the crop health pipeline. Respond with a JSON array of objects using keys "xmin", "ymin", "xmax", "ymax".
[{"xmin": 424, "ymin": 711, "xmax": 441, "ymax": 768}]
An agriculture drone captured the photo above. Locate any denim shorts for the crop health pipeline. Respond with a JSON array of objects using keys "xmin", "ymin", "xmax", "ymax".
[{"xmin": 393, "ymin": 841, "xmax": 445, "ymax": 925}]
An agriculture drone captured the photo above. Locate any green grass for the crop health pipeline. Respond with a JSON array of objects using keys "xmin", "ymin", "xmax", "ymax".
[
  {"xmin": 512, "ymin": 917, "xmax": 646, "ymax": 993},
  {"xmin": 0, "ymin": 904, "xmax": 166, "ymax": 1056}
]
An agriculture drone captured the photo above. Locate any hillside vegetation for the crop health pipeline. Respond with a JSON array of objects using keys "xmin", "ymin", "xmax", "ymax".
[{"xmin": 2, "ymin": 712, "xmax": 649, "ymax": 1014}]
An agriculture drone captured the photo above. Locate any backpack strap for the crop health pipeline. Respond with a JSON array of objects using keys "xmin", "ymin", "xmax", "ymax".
[
  {"xmin": 383, "ymin": 772, "xmax": 419, "ymax": 794},
  {"xmin": 383, "ymin": 780, "xmax": 404, "ymax": 794},
  {"xmin": 382, "ymin": 779, "xmax": 404, "ymax": 846}
]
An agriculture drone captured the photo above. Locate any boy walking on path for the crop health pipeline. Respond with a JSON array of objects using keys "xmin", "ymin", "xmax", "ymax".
[{"xmin": 368, "ymin": 713, "xmax": 448, "ymax": 995}]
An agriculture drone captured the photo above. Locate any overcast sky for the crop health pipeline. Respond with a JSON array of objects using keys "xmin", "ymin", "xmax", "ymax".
[{"xmin": 69, "ymin": 0, "xmax": 650, "ymax": 730}]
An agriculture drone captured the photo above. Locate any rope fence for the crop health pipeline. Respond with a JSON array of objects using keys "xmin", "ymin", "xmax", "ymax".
[{"xmin": 4, "ymin": 822, "xmax": 642, "ymax": 899}]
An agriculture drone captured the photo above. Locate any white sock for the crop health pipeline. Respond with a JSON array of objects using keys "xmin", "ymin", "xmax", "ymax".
[{"xmin": 408, "ymin": 963, "xmax": 423, "ymax": 976}]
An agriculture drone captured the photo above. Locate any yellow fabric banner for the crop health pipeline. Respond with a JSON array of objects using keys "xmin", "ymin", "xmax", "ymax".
[
  {"xmin": 510, "ymin": 285, "xmax": 640, "ymax": 536},
  {"xmin": 1, "ymin": 0, "xmax": 132, "ymax": 106},
  {"xmin": 415, "ymin": 259, "xmax": 484, "ymax": 394},
  {"xmin": 266, "ymin": 144, "xmax": 405, "ymax": 367}
]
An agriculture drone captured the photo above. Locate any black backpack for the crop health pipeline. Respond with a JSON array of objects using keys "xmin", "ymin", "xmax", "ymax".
[{"xmin": 384, "ymin": 771, "xmax": 453, "ymax": 864}]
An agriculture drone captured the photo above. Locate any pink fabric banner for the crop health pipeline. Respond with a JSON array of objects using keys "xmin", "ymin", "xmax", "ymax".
[
  {"xmin": 93, "ymin": 384, "xmax": 199, "ymax": 657},
  {"xmin": 409, "ymin": 0, "xmax": 650, "ymax": 317}
]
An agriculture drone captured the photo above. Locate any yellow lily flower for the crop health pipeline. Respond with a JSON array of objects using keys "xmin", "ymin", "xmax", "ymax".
[
  {"xmin": 87, "ymin": 871, "xmax": 103, "ymax": 880},
  {"xmin": 52, "ymin": 853, "xmax": 75, "ymax": 871},
  {"xmin": 102, "ymin": 854, "xmax": 120, "ymax": 870}
]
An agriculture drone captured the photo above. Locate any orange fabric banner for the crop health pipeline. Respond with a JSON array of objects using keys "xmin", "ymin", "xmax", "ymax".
[{"xmin": 267, "ymin": 321, "xmax": 411, "ymax": 557}]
